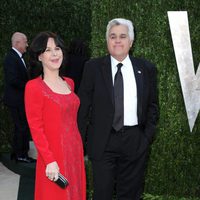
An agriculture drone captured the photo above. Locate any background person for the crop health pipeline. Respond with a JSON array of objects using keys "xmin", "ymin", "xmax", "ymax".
[
  {"xmin": 63, "ymin": 38, "xmax": 89, "ymax": 93},
  {"xmin": 3, "ymin": 32, "xmax": 34, "ymax": 163}
]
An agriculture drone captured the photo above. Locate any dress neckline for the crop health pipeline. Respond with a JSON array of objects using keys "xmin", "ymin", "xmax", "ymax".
[{"xmin": 38, "ymin": 77, "xmax": 72, "ymax": 96}]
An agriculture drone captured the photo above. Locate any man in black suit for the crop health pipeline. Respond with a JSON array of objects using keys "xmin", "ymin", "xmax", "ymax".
[
  {"xmin": 3, "ymin": 32, "xmax": 35, "ymax": 163},
  {"xmin": 78, "ymin": 18, "xmax": 159, "ymax": 200}
]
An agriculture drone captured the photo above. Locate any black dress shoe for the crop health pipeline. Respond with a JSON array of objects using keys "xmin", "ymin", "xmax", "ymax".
[
  {"xmin": 27, "ymin": 156, "xmax": 36, "ymax": 163},
  {"xmin": 16, "ymin": 156, "xmax": 36, "ymax": 163}
]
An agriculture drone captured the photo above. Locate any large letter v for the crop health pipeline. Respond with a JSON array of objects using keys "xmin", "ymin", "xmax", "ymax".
[{"xmin": 168, "ymin": 11, "xmax": 200, "ymax": 132}]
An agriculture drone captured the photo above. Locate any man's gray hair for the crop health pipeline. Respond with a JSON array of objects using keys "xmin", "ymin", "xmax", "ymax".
[
  {"xmin": 11, "ymin": 32, "xmax": 26, "ymax": 46},
  {"xmin": 106, "ymin": 18, "xmax": 134, "ymax": 41}
]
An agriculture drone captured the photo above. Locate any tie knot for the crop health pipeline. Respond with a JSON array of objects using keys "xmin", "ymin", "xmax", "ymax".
[{"xmin": 117, "ymin": 63, "xmax": 123, "ymax": 69}]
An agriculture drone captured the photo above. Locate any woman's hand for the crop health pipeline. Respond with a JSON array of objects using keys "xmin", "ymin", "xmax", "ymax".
[{"xmin": 46, "ymin": 161, "xmax": 59, "ymax": 181}]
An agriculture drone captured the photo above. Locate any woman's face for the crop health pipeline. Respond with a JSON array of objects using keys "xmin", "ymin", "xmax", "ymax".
[{"xmin": 38, "ymin": 37, "xmax": 63, "ymax": 72}]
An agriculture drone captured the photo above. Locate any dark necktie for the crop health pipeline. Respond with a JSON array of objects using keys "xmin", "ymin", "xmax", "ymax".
[{"xmin": 112, "ymin": 63, "xmax": 124, "ymax": 131}]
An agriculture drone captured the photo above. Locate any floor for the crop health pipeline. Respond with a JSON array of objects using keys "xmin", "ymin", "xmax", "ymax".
[
  {"xmin": 0, "ymin": 162, "xmax": 20, "ymax": 200},
  {"xmin": 0, "ymin": 142, "xmax": 37, "ymax": 200}
]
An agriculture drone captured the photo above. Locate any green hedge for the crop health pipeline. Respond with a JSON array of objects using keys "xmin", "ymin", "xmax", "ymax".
[
  {"xmin": 90, "ymin": 0, "xmax": 200, "ymax": 198},
  {"xmin": 143, "ymin": 194, "xmax": 200, "ymax": 200},
  {"xmin": 0, "ymin": 0, "xmax": 200, "ymax": 198},
  {"xmin": 0, "ymin": 0, "xmax": 91, "ymax": 150}
]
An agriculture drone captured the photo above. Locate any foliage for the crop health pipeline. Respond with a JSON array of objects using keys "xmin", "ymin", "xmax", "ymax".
[
  {"xmin": 0, "ymin": 0, "xmax": 91, "ymax": 150},
  {"xmin": 143, "ymin": 193, "xmax": 200, "ymax": 200},
  {"xmin": 90, "ymin": 0, "xmax": 200, "ymax": 198},
  {"xmin": 0, "ymin": 0, "xmax": 200, "ymax": 198}
]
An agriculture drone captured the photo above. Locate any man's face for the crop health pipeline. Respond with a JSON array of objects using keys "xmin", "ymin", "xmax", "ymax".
[
  {"xmin": 107, "ymin": 24, "xmax": 133, "ymax": 61},
  {"xmin": 18, "ymin": 36, "xmax": 28, "ymax": 54}
]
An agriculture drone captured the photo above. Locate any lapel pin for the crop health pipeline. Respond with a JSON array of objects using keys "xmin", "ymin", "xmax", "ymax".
[{"xmin": 137, "ymin": 70, "xmax": 141, "ymax": 74}]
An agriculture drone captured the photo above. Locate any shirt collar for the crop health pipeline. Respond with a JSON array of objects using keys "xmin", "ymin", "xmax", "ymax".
[
  {"xmin": 12, "ymin": 47, "xmax": 22, "ymax": 58},
  {"xmin": 110, "ymin": 55, "xmax": 131, "ymax": 68}
]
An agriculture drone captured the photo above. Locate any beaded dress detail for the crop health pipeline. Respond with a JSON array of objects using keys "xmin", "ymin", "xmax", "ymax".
[{"xmin": 25, "ymin": 77, "xmax": 86, "ymax": 200}]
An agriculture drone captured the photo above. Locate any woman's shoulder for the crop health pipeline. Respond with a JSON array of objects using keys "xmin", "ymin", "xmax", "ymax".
[
  {"xmin": 62, "ymin": 76, "xmax": 73, "ymax": 83},
  {"xmin": 26, "ymin": 77, "xmax": 42, "ymax": 89},
  {"xmin": 63, "ymin": 77, "xmax": 74, "ymax": 91}
]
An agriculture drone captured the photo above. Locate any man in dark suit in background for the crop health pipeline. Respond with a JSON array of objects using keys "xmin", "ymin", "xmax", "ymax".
[
  {"xmin": 3, "ymin": 32, "xmax": 35, "ymax": 163},
  {"xmin": 78, "ymin": 18, "xmax": 159, "ymax": 200},
  {"xmin": 64, "ymin": 38, "xmax": 89, "ymax": 94}
]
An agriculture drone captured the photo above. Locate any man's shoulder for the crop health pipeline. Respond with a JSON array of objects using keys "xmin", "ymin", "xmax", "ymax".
[
  {"xmin": 86, "ymin": 55, "xmax": 109, "ymax": 64},
  {"xmin": 130, "ymin": 56, "xmax": 156, "ymax": 70},
  {"xmin": 84, "ymin": 56, "xmax": 110, "ymax": 72},
  {"xmin": 4, "ymin": 49, "xmax": 19, "ymax": 62},
  {"xmin": 6, "ymin": 49, "xmax": 18, "ymax": 56}
]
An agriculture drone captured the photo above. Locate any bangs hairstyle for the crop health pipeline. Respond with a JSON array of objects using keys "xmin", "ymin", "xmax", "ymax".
[{"xmin": 28, "ymin": 31, "xmax": 67, "ymax": 79}]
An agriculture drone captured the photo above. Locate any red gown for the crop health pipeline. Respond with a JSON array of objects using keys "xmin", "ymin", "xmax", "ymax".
[{"xmin": 25, "ymin": 77, "xmax": 86, "ymax": 200}]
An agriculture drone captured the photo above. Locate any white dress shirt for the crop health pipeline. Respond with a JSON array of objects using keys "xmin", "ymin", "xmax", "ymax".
[{"xmin": 111, "ymin": 55, "xmax": 138, "ymax": 126}]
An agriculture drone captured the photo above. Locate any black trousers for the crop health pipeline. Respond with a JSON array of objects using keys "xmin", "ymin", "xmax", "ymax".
[
  {"xmin": 8, "ymin": 105, "xmax": 30, "ymax": 157},
  {"xmin": 91, "ymin": 126, "xmax": 150, "ymax": 200}
]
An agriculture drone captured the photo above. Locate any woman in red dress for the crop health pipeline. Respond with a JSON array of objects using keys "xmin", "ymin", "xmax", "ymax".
[{"xmin": 25, "ymin": 31, "xmax": 86, "ymax": 200}]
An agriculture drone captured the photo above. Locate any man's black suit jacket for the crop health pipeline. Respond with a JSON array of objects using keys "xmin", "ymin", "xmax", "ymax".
[
  {"xmin": 3, "ymin": 49, "xmax": 28, "ymax": 107},
  {"xmin": 78, "ymin": 55, "xmax": 159, "ymax": 160}
]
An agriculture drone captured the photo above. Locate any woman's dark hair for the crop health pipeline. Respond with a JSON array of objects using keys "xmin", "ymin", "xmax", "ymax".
[{"xmin": 28, "ymin": 31, "xmax": 67, "ymax": 79}]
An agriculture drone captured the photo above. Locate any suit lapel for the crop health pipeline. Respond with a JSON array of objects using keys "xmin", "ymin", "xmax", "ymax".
[
  {"xmin": 12, "ymin": 49, "xmax": 27, "ymax": 71},
  {"xmin": 130, "ymin": 57, "xmax": 143, "ymax": 121},
  {"xmin": 101, "ymin": 55, "xmax": 114, "ymax": 105},
  {"xmin": 100, "ymin": 55, "xmax": 144, "ymax": 116},
  {"xmin": 11, "ymin": 49, "xmax": 28, "ymax": 82}
]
